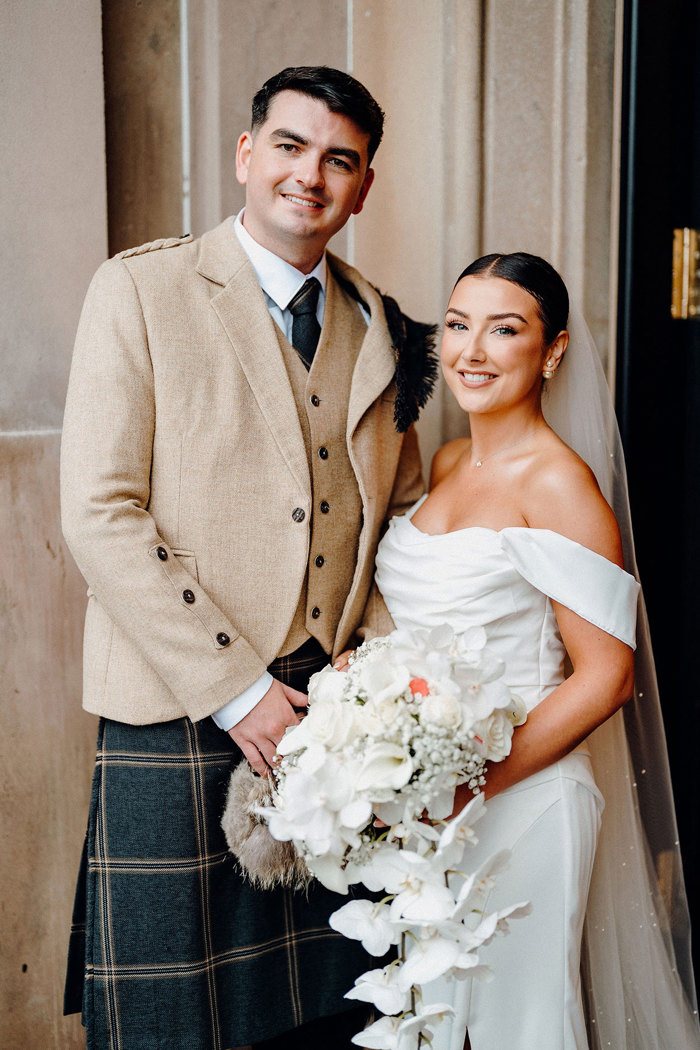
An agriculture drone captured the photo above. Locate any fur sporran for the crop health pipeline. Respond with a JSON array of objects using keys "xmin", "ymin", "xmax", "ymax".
[{"xmin": 221, "ymin": 762, "xmax": 312, "ymax": 891}]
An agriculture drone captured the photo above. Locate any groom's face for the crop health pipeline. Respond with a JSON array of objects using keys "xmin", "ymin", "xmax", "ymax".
[{"xmin": 235, "ymin": 90, "xmax": 375, "ymax": 271}]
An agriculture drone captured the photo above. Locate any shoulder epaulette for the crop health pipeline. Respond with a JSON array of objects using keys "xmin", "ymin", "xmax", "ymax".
[{"xmin": 117, "ymin": 233, "xmax": 193, "ymax": 259}]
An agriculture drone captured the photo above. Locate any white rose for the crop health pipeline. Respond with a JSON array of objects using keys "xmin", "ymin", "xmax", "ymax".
[
  {"xmin": 300, "ymin": 697, "xmax": 357, "ymax": 751},
  {"xmin": 358, "ymin": 659, "xmax": 411, "ymax": 705},
  {"xmin": 368, "ymin": 694, "xmax": 408, "ymax": 729},
  {"xmin": 277, "ymin": 696, "xmax": 356, "ymax": 756},
  {"xmin": 418, "ymin": 691, "xmax": 463, "ymax": 730},
  {"xmin": 356, "ymin": 742, "xmax": 415, "ymax": 794},
  {"xmin": 308, "ymin": 666, "xmax": 347, "ymax": 705},
  {"xmin": 472, "ymin": 710, "xmax": 514, "ymax": 761}
]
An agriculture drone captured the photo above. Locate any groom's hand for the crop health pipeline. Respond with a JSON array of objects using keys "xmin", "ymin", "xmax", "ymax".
[{"xmin": 228, "ymin": 679, "xmax": 308, "ymax": 776}]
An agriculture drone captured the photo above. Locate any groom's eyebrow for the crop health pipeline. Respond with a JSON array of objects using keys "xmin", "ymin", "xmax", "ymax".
[{"xmin": 270, "ymin": 128, "xmax": 362, "ymax": 167}]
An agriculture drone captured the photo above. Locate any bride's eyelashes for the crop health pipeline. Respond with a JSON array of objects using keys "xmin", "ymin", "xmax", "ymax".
[{"xmin": 444, "ymin": 320, "xmax": 519, "ymax": 337}]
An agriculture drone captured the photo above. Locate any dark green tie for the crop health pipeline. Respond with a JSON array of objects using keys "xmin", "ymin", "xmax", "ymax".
[{"xmin": 288, "ymin": 278, "xmax": 322, "ymax": 370}]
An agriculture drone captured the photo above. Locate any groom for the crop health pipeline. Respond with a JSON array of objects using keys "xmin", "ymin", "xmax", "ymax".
[{"xmin": 61, "ymin": 66, "xmax": 434, "ymax": 1049}]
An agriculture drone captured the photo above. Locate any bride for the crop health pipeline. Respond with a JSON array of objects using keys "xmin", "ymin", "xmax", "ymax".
[{"xmin": 371, "ymin": 253, "xmax": 700, "ymax": 1049}]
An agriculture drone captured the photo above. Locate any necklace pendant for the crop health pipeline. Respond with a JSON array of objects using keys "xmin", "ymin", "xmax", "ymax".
[{"xmin": 476, "ymin": 460, "xmax": 483, "ymax": 468}]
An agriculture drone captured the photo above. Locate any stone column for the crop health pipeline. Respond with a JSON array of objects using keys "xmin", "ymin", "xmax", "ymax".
[
  {"xmin": 481, "ymin": 0, "xmax": 617, "ymax": 367},
  {"xmin": 0, "ymin": 2, "xmax": 107, "ymax": 1046},
  {"xmin": 351, "ymin": 0, "xmax": 484, "ymax": 459}
]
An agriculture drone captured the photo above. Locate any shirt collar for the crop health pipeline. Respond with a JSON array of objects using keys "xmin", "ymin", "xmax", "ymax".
[{"xmin": 233, "ymin": 211, "xmax": 327, "ymax": 311}]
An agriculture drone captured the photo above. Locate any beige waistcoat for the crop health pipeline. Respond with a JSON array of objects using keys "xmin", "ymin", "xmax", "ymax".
[{"xmin": 277, "ymin": 270, "xmax": 366, "ymax": 656}]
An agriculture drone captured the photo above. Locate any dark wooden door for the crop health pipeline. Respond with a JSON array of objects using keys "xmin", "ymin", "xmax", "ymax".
[{"xmin": 616, "ymin": 0, "xmax": 700, "ymax": 982}]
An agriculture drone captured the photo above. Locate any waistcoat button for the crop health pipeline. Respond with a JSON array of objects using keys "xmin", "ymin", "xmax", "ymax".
[
  {"xmin": 310, "ymin": 394, "xmax": 320, "ymax": 407},
  {"xmin": 311, "ymin": 607, "xmax": 321, "ymax": 619},
  {"xmin": 292, "ymin": 507, "xmax": 306, "ymax": 522},
  {"xmin": 318, "ymin": 446, "xmax": 328, "ymax": 459},
  {"xmin": 315, "ymin": 555, "xmax": 324, "ymax": 567},
  {"xmin": 320, "ymin": 501, "xmax": 330, "ymax": 514}
]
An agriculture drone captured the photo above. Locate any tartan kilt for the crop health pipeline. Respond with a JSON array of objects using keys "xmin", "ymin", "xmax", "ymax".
[{"xmin": 64, "ymin": 641, "xmax": 375, "ymax": 1049}]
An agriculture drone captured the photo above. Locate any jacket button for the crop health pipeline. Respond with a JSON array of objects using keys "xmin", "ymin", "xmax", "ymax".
[
  {"xmin": 156, "ymin": 546, "xmax": 168, "ymax": 561},
  {"xmin": 318, "ymin": 446, "xmax": 328, "ymax": 460},
  {"xmin": 310, "ymin": 394, "xmax": 320, "ymax": 407},
  {"xmin": 320, "ymin": 500, "xmax": 330, "ymax": 514},
  {"xmin": 311, "ymin": 607, "xmax": 321, "ymax": 619},
  {"xmin": 292, "ymin": 507, "xmax": 305, "ymax": 522},
  {"xmin": 182, "ymin": 589, "xmax": 195, "ymax": 604},
  {"xmin": 315, "ymin": 555, "xmax": 324, "ymax": 567},
  {"xmin": 216, "ymin": 632, "xmax": 231, "ymax": 646}
]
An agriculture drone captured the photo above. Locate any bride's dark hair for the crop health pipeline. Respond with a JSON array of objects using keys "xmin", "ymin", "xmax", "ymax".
[{"xmin": 456, "ymin": 252, "xmax": 569, "ymax": 345}]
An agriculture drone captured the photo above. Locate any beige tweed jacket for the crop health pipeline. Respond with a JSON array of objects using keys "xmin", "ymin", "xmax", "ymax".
[{"xmin": 61, "ymin": 219, "xmax": 424, "ymax": 725}]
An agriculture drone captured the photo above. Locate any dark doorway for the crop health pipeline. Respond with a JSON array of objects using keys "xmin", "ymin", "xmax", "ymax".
[{"xmin": 617, "ymin": 0, "xmax": 700, "ymax": 986}]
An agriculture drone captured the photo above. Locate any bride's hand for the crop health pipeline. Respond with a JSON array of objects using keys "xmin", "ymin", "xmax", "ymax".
[{"xmin": 333, "ymin": 649, "xmax": 355, "ymax": 672}]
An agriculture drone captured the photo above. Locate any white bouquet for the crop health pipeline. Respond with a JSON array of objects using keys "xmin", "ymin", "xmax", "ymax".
[{"xmin": 257, "ymin": 625, "xmax": 530, "ymax": 1049}]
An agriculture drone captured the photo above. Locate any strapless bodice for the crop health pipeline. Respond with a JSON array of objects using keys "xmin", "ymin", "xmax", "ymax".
[{"xmin": 375, "ymin": 496, "xmax": 639, "ymax": 711}]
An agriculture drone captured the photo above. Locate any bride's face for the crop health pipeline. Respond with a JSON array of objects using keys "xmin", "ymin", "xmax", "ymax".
[{"xmin": 440, "ymin": 275, "xmax": 561, "ymax": 417}]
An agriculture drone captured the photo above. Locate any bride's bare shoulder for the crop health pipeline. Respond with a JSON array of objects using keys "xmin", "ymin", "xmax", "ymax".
[
  {"xmin": 429, "ymin": 438, "xmax": 470, "ymax": 488},
  {"xmin": 523, "ymin": 439, "xmax": 623, "ymax": 565}
]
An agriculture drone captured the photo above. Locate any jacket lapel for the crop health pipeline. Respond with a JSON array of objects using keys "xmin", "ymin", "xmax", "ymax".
[
  {"xmin": 197, "ymin": 221, "xmax": 310, "ymax": 498},
  {"xmin": 327, "ymin": 255, "xmax": 396, "ymax": 441}
]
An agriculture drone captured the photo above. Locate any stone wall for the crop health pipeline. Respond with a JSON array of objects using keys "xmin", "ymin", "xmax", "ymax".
[
  {"xmin": 0, "ymin": 2, "xmax": 107, "ymax": 1046},
  {"xmin": 0, "ymin": 1, "xmax": 619, "ymax": 1044}
]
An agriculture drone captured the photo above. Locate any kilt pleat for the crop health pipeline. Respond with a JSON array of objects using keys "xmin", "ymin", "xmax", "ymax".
[{"xmin": 64, "ymin": 642, "xmax": 374, "ymax": 1049}]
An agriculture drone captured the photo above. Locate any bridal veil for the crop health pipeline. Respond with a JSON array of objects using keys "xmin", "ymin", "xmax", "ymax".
[{"xmin": 543, "ymin": 307, "xmax": 700, "ymax": 1048}]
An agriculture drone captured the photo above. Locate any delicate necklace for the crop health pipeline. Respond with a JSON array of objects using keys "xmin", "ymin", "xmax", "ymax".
[{"xmin": 473, "ymin": 428, "xmax": 538, "ymax": 468}]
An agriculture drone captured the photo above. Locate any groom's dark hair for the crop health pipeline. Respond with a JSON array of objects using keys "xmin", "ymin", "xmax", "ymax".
[
  {"xmin": 251, "ymin": 66, "xmax": 385, "ymax": 164},
  {"xmin": 456, "ymin": 253, "xmax": 570, "ymax": 345}
]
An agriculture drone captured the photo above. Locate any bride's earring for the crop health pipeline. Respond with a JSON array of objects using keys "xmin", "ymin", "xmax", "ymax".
[{"xmin": 543, "ymin": 358, "xmax": 555, "ymax": 379}]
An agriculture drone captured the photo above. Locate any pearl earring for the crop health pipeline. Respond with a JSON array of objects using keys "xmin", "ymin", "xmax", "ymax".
[{"xmin": 543, "ymin": 359, "xmax": 555, "ymax": 379}]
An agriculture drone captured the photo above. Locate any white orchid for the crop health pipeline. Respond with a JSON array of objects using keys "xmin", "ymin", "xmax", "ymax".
[
  {"xmin": 345, "ymin": 964, "xmax": 411, "ymax": 1016},
  {"xmin": 433, "ymin": 792, "xmax": 486, "ymax": 868},
  {"xmin": 451, "ymin": 849, "xmax": 512, "ymax": 922},
  {"xmin": 303, "ymin": 853, "xmax": 351, "ymax": 895},
  {"xmin": 359, "ymin": 847, "xmax": 440, "ymax": 895},
  {"xmin": 329, "ymin": 899, "xmax": 400, "ymax": 957},
  {"xmin": 389, "ymin": 881, "xmax": 456, "ymax": 927},
  {"xmin": 398, "ymin": 932, "xmax": 463, "ymax": 989},
  {"xmin": 254, "ymin": 626, "xmax": 531, "ymax": 1047},
  {"xmin": 353, "ymin": 1003, "xmax": 456, "ymax": 1050}
]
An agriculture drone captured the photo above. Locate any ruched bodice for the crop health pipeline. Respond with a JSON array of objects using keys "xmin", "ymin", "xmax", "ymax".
[{"xmin": 375, "ymin": 496, "xmax": 639, "ymax": 712}]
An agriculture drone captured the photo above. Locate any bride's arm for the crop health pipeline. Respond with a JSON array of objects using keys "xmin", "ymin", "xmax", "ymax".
[
  {"xmin": 480, "ymin": 614, "xmax": 634, "ymax": 799},
  {"xmin": 461, "ymin": 452, "xmax": 635, "ymax": 804}
]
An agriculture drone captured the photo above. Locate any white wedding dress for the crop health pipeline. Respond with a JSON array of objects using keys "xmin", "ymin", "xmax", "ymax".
[{"xmin": 374, "ymin": 495, "xmax": 641, "ymax": 1050}]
